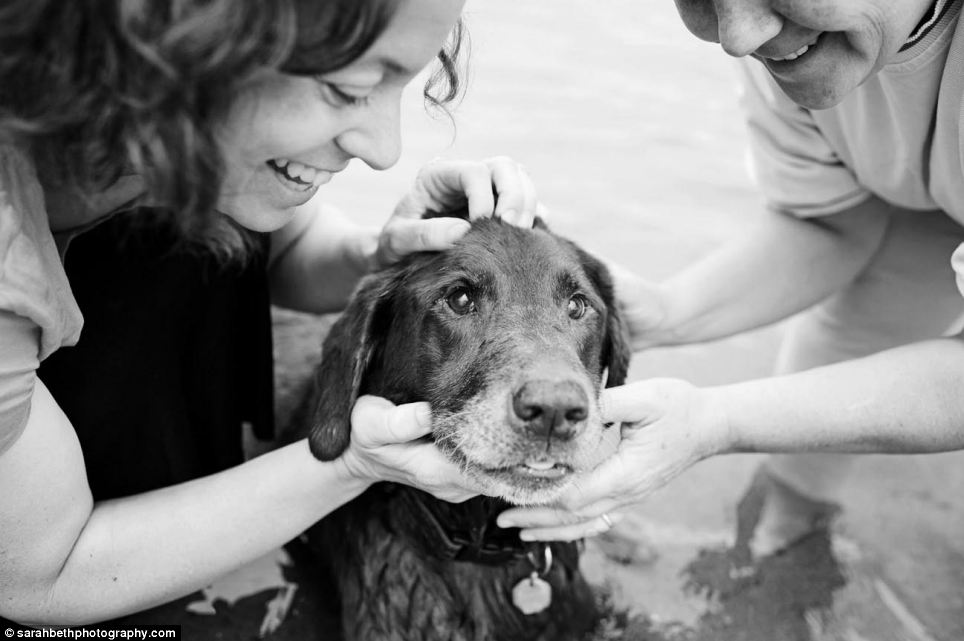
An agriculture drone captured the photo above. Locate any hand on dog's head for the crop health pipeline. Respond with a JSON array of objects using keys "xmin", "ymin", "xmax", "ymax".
[{"xmin": 307, "ymin": 212, "xmax": 629, "ymax": 504}]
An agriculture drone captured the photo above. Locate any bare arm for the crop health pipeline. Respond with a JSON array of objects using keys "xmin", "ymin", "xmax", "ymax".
[
  {"xmin": 714, "ymin": 334, "xmax": 964, "ymax": 454},
  {"xmin": 0, "ymin": 157, "xmax": 542, "ymax": 621},
  {"xmin": 268, "ymin": 200, "xmax": 378, "ymax": 314},
  {"xmin": 0, "ymin": 379, "xmax": 479, "ymax": 625},
  {"xmin": 499, "ymin": 334, "xmax": 964, "ymax": 541},
  {"xmin": 623, "ymin": 196, "xmax": 892, "ymax": 348},
  {"xmin": 0, "ymin": 380, "xmax": 369, "ymax": 625}
]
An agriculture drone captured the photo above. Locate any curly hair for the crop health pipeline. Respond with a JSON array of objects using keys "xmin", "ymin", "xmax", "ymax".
[{"xmin": 0, "ymin": 0, "xmax": 466, "ymax": 259}]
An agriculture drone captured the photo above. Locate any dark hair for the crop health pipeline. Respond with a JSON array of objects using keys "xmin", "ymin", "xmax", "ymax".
[{"xmin": 0, "ymin": 0, "xmax": 466, "ymax": 259}]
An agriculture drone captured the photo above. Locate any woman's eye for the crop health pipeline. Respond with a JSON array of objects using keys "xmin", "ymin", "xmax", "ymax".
[
  {"xmin": 567, "ymin": 295, "xmax": 589, "ymax": 320},
  {"xmin": 446, "ymin": 289, "xmax": 476, "ymax": 315},
  {"xmin": 320, "ymin": 82, "xmax": 371, "ymax": 107}
]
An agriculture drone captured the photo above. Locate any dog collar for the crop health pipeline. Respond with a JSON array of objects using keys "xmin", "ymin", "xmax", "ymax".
[{"xmin": 395, "ymin": 487, "xmax": 539, "ymax": 566}]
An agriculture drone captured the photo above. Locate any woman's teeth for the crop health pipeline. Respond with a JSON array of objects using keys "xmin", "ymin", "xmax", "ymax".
[
  {"xmin": 267, "ymin": 158, "xmax": 327, "ymax": 190},
  {"xmin": 770, "ymin": 36, "xmax": 820, "ymax": 62}
]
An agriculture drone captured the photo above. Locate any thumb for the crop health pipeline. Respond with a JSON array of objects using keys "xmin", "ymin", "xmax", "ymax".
[
  {"xmin": 352, "ymin": 396, "xmax": 434, "ymax": 446},
  {"xmin": 599, "ymin": 382, "xmax": 662, "ymax": 425},
  {"xmin": 379, "ymin": 218, "xmax": 471, "ymax": 264}
]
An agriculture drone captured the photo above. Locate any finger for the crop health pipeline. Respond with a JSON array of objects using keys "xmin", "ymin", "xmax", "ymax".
[
  {"xmin": 405, "ymin": 161, "xmax": 486, "ymax": 217},
  {"xmin": 458, "ymin": 163, "xmax": 497, "ymax": 219},
  {"xmin": 546, "ymin": 454, "xmax": 648, "ymax": 513},
  {"xmin": 518, "ymin": 170, "xmax": 539, "ymax": 225},
  {"xmin": 497, "ymin": 506, "xmax": 581, "ymax": 529},
  {"xmin": 500, "ymin": 187, "xmax": 536, "ymax": 228},
  {"xmin": 380, "ymin": 217, "xmax": 471, "ymax": 261},
  {"xmin": 405, "ymin": 445, "xmax": 485, "ymax": 501},
  {"xmin": 498, "ymin": 496, "xmax": 625, "ymax": 529},
  {"xmin": 599, "ymin": 383, "xmax": 661, "ymax": 425},
  {"xmin": 352, "ymin": 396, "xmax": 433, "ymax": 446},
  {"xmin": 487, "ymin": 158, "xmax": 527, "ymax": 223},
  {"xmin": 517, "ymin": 512, "xmax": 626, "ymax": 543}
]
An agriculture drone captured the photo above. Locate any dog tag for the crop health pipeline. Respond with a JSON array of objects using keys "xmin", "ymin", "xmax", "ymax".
[{"xmin": 511, "ymin": 572, "xmax": 552, "ymax": 615}]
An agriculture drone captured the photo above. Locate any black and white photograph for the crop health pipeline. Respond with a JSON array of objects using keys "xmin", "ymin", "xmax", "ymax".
[{"xmin": 1, "ymin": 1, "xmax": 962, "ymax": 639}]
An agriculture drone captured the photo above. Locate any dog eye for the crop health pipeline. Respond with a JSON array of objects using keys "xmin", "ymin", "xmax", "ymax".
[
  {"xmin": 446, "ymin": 289, "xmax": 477, "ymax": 315},
  {"xmin": 567, "ymin": 295, "xmax": 589, "ymax": 319}
]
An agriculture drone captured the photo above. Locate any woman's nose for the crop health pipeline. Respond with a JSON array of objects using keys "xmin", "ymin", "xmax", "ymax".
[
  {"xmin": 715, "ymin": 0, "xmax": 782, "ymax": 57},
  {"xmin": 336, "ymin": 96, "xmax": 402, "ymax": 171}
]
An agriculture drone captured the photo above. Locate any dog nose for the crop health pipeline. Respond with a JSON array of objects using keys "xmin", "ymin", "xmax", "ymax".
[{"xmin": 512, "ymin": 380, "xmax": 589, "ymax": 441}]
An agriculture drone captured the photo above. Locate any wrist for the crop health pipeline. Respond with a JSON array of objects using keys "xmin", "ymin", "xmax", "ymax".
[
  {"xmin": 295, "ymin": 439, "xmax": 373, "ymax": 500},
  {"xmin": 330, "ymin": 446, "xmax": 379, "ymax": 493},
  {"xmin": 697, "ymin": 385, "xmax": 737, "ymax": 457}
]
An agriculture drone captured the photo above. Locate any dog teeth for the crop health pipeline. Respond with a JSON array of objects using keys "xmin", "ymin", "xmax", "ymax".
[{"xmin": 525, "ymin": 461, "xmax": 557, "ymax": 471}]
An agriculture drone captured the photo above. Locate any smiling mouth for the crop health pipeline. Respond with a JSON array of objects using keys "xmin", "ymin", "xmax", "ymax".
[
  {"xmin": 765, "ymin": 33, "xmax": 823, "ymax": 63},
  {"xmin": 267, "ymin": 158, "xmax": 333, "ymax": 191}
]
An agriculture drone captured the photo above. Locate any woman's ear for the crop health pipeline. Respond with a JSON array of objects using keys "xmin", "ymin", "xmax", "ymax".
[{"xmin": 308, "ymin": 272, "xmax": 395, "ymax": 461}]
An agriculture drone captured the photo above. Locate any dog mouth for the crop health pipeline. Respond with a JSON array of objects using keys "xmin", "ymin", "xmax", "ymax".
[
  {"xmin": 483, "ymin": 460, "xmax": 574, "ymax": 482},
  {"xmin": 514, "ymin": 460, "xmax": 572, "ymax": 479},
  {"xmin": 438, "ymin": 434, "xmax": 578, "ymax": 492},
  {"xmin": 431, "ymin": 399, "xmax": 611, "ymax": 502}
]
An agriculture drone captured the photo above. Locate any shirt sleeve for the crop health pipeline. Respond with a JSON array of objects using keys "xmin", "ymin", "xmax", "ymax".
[
  {"xmin": 0, "ymin": 310, "xmax": 39, "ymax": 455},
  {"xmin": 0, "ymin": 144, "xmax": 84, "ymax": 455},
  {"xmin": 737, "ymin": 59, "xmax": 871, "ymax": 218}
]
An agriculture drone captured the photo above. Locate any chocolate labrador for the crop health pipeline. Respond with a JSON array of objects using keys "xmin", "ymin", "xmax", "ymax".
[{"xmin": 295, "ymin": 215, "xmax": 630, "ymax": 641}]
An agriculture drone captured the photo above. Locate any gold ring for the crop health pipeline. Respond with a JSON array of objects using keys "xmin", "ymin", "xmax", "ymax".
[{"xmin": 600, "ymin": 513, "xmax": 614, "ymax": 529}]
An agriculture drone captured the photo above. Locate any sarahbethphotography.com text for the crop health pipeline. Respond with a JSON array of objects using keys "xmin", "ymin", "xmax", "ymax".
[{"xmin": 4, "ymin": 626, "xmax": 179, "ymax": 640}]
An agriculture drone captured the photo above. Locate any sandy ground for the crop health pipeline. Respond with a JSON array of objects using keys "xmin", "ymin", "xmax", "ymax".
[{"xmin": 119, "ymin": 1, "xmax": 964, "ymax": 639}]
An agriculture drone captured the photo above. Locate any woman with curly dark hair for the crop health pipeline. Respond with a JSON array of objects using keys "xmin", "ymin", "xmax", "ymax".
[{"xmin": 0, "ymin": 0, "xmax": 539, "ymax": 625}]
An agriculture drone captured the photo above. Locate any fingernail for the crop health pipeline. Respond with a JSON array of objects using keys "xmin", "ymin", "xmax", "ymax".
[
  {"xmin": 444, "ymin": 220, "xmax": 470, "ymax": 243},
  {"xmin": 496, "ymin": 517, "xmax": 513, "ymax": 528},
  {"xmin": 415, "ymin": 404, "xmax": 432, "ymax": 427},
  {"xmin": 520, "ymin": 532, "xmax": 535, "ymax": 541}
]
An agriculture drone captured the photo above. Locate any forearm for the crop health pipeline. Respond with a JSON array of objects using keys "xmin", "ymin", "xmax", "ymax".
[
  {"xmin": 1, "ymin": 383, "xmax": 368, "ymax": 626},
  {"xmin": 645, "ymin": 197, "xmax": 890, "ymax": 346},
  {"xmin": 269, "ymin": 201, "xmax": 378, "ymax": 313},
  {"xmin": 32, "ymin": 441, "xmax": 366, "ymax": 625},
  {"xmin": 713, "ymin": 336, "xmax": 964, "ymax": 455}
]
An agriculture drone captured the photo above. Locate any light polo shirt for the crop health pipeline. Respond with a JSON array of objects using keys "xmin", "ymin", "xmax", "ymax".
[
  {"xmin": 739, "ymin": 0, "xmax": 964, "ymax": 220},
  {"xmin": 738, "ymin": 1, "xmax": 964, "ymax": 298}
]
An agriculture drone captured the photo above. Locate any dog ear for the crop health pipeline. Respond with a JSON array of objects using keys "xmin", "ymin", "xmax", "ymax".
[
  {"xmin": 307, "ymin": 273, "xmax": 394, "ymax": 461},
  {"xmin": 572, "ymin": 246, "xmax": 632, "ymax": 388}
]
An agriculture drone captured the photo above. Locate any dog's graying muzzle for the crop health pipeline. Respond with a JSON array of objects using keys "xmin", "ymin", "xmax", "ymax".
[{"xmin": 511, "ymin": 379, "xmax": 589, "ymax": 441}]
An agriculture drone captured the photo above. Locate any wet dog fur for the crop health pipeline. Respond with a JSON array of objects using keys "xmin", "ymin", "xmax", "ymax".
[{"xmin": 294, "ymin": 216, "xmax": 631, "ymax": 641}]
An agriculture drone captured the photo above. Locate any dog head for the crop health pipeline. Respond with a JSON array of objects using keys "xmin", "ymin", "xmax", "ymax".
[{"xmin": 308, "ymin": 217, "xmax": 630, "ymax": 505}]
